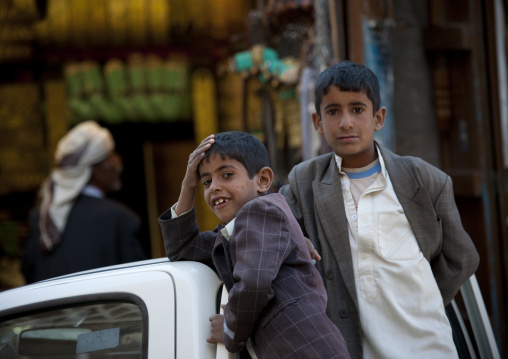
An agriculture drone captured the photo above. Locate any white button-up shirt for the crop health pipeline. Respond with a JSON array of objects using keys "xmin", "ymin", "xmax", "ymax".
[{"xmin": 336, "ymin": 149, "xmax": 458, "ymax": 359}]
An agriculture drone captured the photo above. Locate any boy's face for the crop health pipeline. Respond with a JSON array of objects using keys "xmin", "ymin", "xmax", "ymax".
[
  {"xmin": 313, "ymin": 85, "xmax": 385, "ymax": 168},
  {"xmin": 199, "ymin": 154, "xmax": 262, "ymax": 223}
]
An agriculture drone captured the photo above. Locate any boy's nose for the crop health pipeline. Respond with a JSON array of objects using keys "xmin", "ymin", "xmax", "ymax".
[
  {"xmin": 339, "ymin": 115, "xmax": 353, "ymax": 129},
  {"xmin": 210, "ymin": 181, "xmax": 222, "ymax": 193}
]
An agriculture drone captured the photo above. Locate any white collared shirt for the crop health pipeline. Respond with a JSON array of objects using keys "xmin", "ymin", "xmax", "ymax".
[
  {"xmin": 82, "ymin": 184, "xmax": 104, "ymax": 198},
  {"xmin": 220, "ymin": 219, "xmax": 235, "ymax": 241},
  {"xmin": 336, "ymin": 148, "xmax": 458, "ymax": 359}
]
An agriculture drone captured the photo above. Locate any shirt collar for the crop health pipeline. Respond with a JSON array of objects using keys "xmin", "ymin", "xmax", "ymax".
[
  {"xmin": 82, "ymin": 184, "xmax": 104, "ymax": 199},
  {"xmin": 334, "ymin": 144, "xmax": 387, "ymax": 177},
  {"xmin": 221, "ymin": 218, "xmax": 236, "ymax": 241}
]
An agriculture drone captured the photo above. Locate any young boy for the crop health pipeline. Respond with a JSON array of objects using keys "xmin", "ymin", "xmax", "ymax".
[
  {"xmin": 279, "ymin": 61, "xmax": 480, "ymax": 359},
  {"xmin": 159, "ymin": 131, "xmax": 350, "ymax": 358}
]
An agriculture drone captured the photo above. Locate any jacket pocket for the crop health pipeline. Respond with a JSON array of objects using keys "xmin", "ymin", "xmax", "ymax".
[{"xmin": 261, "ymin": 298, "xmax": 299, "ymax": 328}]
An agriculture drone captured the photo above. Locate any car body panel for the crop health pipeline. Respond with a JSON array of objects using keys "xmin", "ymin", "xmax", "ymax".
[{"xmin": 0, "ymin": 259, "xmax": 223, "ymax": 359}]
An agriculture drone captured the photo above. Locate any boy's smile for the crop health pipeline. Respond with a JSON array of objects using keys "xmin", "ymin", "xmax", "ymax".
[
  {"xmin": 313, "ymin": 85, "xmax": 385, "ymax": 168},
  {"xmin": 199, "ymin": 154, "xmax": 262, "ymax": 223}
]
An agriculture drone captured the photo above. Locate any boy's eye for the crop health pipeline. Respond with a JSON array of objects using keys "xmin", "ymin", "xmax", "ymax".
[
  {"xmin": 352, "ymin": 107, "xmax": 364, "ymax": 114},
  {"xmin": 223, "ymin": 172, "xmax": 233, "ymax": 178},
  {"xmin": 327, "ymin": 109, "xmax": 338, "ymax": 115},
  {"xmin": 202, "ymin": 179, "xmax": 211, "ymax": 187}
]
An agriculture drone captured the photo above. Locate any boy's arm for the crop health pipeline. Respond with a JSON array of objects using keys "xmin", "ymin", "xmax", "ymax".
[
  {"xmin": 158, "ymin": 135, "xmax": 217, "ymax": 263},
  {"xmin": 222, "ymin": 200, "xmax": 296, "ymax": 353},
  {"xmin": 159, "ymin": 206, "xmax": 219, "ymax": 263},
  {"xmin": 175, "ymin": 135, "xmax": 214, "ymax": 215},
  {"xmin": 432, "ymin": 176, "xmax": 480, "ymax": 305}
]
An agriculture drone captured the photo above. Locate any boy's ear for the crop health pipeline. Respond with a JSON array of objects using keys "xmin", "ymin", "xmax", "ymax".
[
  {"xmin": 257, "ymin": 167, "xmax": 274, "ymax": 194},
  {"xmin": 374, "ymin": 106, "xmax": 386, "ymax": 131},
  {"xmin": 312, "ymin": 113, "xmax": 324, "ymax": 135}
]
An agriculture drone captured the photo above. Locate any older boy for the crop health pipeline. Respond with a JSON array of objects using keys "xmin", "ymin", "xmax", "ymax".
[
  {"xmin": 279, "ymin": 61, "xmax": 480, "ymax": 358},
  {"xmin": 159, "ymin": 131, "xmax": 350, "ymax": 358}
]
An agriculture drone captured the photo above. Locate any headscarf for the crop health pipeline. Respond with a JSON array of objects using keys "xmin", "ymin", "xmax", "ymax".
[{"xmin": 39, "ymin": 121, "xmax": 115, "ymax": 252}]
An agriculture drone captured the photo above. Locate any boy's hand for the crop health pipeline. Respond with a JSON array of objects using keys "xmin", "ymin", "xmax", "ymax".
[
  {"xmin": 182, "ymin": 135, "xmax": 215, "ymax": 189},
  {"xmin": 207, "ymin": 313, "xmax": 225, "ymax": 344},
  {"xmin": 306, "ymin": 237, "xmax": 321, "ymax": 262},
  {"xmin": 175, "ymin": 135, "xmax": 215, "ymax": 216}
]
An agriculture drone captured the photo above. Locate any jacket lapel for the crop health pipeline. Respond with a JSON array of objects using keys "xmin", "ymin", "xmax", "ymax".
[
  {"xmin": 313, "ymin": 155, "xmax": 358, "ymax": 308},
  {"xmin": 212, "ymin": 227, "xmax": 236, "ymax": 291}
]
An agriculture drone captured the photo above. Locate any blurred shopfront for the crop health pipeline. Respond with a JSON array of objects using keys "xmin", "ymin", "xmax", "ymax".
[{"xmin": 1, "ymin": 0, "xmax": 507, "ymax": 355}]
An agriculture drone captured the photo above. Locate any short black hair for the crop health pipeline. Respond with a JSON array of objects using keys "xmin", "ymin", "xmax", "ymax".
[
  {"xmin": 314, "ymin": 61, "xmax": 381, "ymax": 116},
  {"xmin": 204, "ymin": 131, "xmax": 270, "ymax": 178}
]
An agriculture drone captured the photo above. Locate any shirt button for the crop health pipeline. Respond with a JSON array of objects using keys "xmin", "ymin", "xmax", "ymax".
[
  {"xmin": 339, "ymin": 309, "xmax": 349, "ymax": 318},
  {"xmin": 326, "ymin": 270, "xmax": 334, "ymax": 279},
  {"xmin": 352, "ymin": 214, "xmax": 357, "ymax": 220},
  {"xmin": 239, "ymin": 341, "xmax": 246, "ymax": 346}
]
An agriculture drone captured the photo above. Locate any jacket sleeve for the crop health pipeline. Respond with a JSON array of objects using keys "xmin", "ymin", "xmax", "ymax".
[
  {"xmin": 279, "ymin": 168, "xmax": 306, "ymax": 236},
  {"xmin": 431, "ymin": 175, "xmax": 480, "ymax": 305},
  {"xmin": 158, "ymin": 206, "xmax": 217, "ymax": 264},
  {"xmin": 222, "ymin": 200, "xmax": 297, "ymax": 353}
]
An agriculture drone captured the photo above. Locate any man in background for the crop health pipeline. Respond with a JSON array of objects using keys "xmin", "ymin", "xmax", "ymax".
[{"xmin": 22, "ymin": 120, "xmax": 146, "ymax": 283}]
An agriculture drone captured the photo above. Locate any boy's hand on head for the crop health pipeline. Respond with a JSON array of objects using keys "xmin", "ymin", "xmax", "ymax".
[
  {"xmin": 207, "ymin": 313, "xmax": 225, "ymax": 344},
  {"xmin": 182, "ymin": 135, "xmax": 215, "ymax": 189},
  {"xmin": 175, "ymin": 135, "xmax": 215, "ymax": 216}
]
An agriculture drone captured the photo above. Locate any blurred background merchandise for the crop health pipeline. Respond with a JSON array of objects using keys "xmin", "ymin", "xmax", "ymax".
[{"xmin": 1, "ymin": 0, "xmax": 508, "ymax": 355}]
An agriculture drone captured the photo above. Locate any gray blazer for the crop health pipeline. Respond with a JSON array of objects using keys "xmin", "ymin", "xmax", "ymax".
[
  {"xmin": 159, "ymin": 193, "xmax": 350, "ymax": 358},
  {"xmin": 279, "ymin": 143, "xmax": 480, "ymax": 359}
]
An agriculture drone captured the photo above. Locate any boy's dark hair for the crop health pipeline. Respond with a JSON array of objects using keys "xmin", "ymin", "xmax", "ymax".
[
  {"xmin": 314, "ymin": 61, "xmax": 381, "ymax": 116},
  {"xmin": 204, "ymin": 131, "xmax": 270, "ymax": 178}
]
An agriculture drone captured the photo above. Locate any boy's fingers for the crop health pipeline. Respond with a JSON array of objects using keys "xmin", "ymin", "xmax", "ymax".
[
  {"xmin": 198, "ymin": 135, "xmax": 215, "ymax": 148},
  {"xmin": 305, "ymin": 237, "xmax": 321, "ymax": 262},
  {"xmin": 209, "ymin": 314, "xmax": 224, "ymax": 322},
  {"xmin": 199, "ymin": 139, "xmax": 214, "ymax": 149},
  {"xmin": 192, "ymin": 139, "xmax": 214, "ymax": 159},
  {"xmin": 312, "ymin": 250, "xmax": 322, "ymax": 262}
]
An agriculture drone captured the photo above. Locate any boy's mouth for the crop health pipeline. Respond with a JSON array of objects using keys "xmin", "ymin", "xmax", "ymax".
[
  {"xmin": 339, "ymin": 135, "xmax": 358, "ymax": 142},
  {"xmin": 213, "ymin": 197, "xmax": 230, "ymax": 206}
]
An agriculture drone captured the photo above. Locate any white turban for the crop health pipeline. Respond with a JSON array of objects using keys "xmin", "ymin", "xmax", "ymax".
[{"xmin": 39, "ymin": 121, "xmax": 115, "ymax": 251}]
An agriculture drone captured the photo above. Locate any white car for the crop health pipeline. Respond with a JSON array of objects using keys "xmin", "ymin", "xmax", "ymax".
[
  {"xmin": 0, "ymin": 258, "xmax": 500, "ymax": 358},
  {"xmin": 0, "ymin": 258, "xmax": 234, "ymax": 359}
]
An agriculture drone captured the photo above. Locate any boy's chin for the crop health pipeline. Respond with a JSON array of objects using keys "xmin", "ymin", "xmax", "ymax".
[
  {"xmin": 213, "ymin": 211, "xmax": 231, "ymax": 224},
  {"xmin": 218, "ymin": 215, "xmax": 233, "ymax": 223}
]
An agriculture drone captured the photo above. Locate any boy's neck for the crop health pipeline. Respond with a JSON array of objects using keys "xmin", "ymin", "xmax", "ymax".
[
  {"xmin": 335, "ymin": 145, "xmax": 379, "ymax": 169},
  {"xmin": 336, "ymin": 143, "xmax": 378, "ymax": 169},
  {"xmin": 337, "ymin": 154, "xmax": 379, "ymax": 169},
  {"xmin": 342, "ymin": 158, "xmax": 380, "ymax": 173}
]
